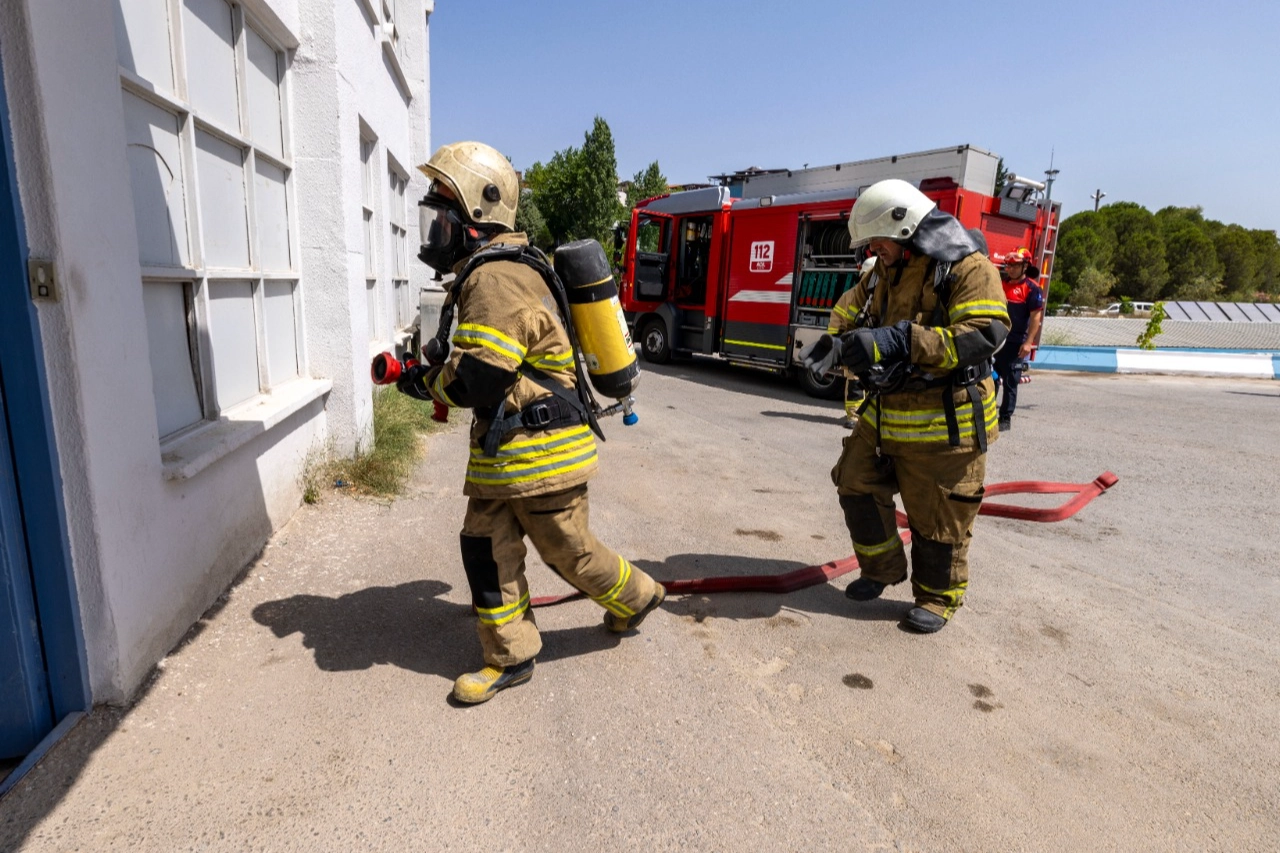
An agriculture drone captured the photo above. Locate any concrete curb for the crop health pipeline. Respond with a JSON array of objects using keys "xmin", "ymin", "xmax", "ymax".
[{"xmin": 1034, "ymin": 345, "xmax": 1280, "ymax": 379}]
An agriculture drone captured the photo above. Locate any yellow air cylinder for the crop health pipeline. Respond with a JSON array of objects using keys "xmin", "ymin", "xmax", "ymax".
[{"xmin": 553, "ymin": 239, "xmax": 641, "ymax": 399}]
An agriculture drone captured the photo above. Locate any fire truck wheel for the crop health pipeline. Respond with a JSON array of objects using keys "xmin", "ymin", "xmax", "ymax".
[
  {"xmin": 797, "ymin": 368, "xmax": 844, "ymax": 400},
  {"xmin": 639, "ymin": 318, "xmax": 671, "ymax": 364}
]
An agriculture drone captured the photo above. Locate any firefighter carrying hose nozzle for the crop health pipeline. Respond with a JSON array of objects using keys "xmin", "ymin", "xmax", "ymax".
[
  {"xmin": 395, "ymin": 141, "xmax": 663, "ymax": 703},
  {"xmin": 799, "ymin": 179, "xmax": 1010, "ymax": 633}
]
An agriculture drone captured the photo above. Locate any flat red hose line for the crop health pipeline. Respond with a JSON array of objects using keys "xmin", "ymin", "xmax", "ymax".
[{"xmin": 530, "ymin": 471, "xmax": 1118, "ymax": 607}]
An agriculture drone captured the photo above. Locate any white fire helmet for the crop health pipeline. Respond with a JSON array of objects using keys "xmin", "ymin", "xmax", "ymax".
[
  {"xmin": 847, "ymin": 179, "xmax": 937, "ymax": 248},
  {"xmin": 418, "ymin": 141, "xmax": 519, "ymax": 230}
]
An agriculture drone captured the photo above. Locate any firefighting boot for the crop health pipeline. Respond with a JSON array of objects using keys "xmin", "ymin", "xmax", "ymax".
[
  {"xmin": 604, "ymin": 584, "xmax": 666, "ymax": 633},
  {"xmin": 452, "ymin": 659, "xmax": 535, "ymax": 704},
  {"xmin": 845, "ymin": 577, "xmax": 888, "ymax": 601},
  {"xmin": 998, "ymin": 417, "xmax": 1012, "ymax": 432},
  {"xmin": 902, "ymin": 607, "xmax": 948, "ymax": 634}
]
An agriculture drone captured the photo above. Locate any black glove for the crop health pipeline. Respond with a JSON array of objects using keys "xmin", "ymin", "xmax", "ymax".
[
  {"xmin": 798, "ymin": 334, "xmax": 843, "ymax": 377},
  {"xmin": 395, "ymin": 364, "xmax": 433, "ymax": 401},
  {"xmin": 839, "ymin": 321, "xmax": 913, "ymax": 375}
]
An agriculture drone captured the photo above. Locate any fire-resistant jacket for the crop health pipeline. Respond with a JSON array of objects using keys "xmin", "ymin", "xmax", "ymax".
[
  {"xmin": 426, "ymin": 233, "xmax": 597, "ymax": 498},
  {"xmin": 848, "ymin": 251, "xmax": 1010, "ymax": 454}
]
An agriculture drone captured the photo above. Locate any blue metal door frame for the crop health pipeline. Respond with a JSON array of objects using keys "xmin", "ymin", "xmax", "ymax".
[{"xmin": 0, "ymin": 37, "xmax": 90, "ymax": 757}]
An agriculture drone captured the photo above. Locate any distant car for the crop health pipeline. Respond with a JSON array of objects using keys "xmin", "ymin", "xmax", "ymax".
[{"xmin": 1104, "ymin": 302, "xmax": 1153, "ymax": 314}]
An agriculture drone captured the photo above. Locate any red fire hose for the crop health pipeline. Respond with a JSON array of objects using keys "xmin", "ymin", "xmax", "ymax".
[{"xmin": 530, "ymin": 471, "xmax": 1118, "ymax": 607}]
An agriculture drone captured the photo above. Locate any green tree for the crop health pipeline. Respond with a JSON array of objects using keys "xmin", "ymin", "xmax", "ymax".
[
  {"xmin": 1136, "ymin": 302, "xmax": 1168, "ymax": 350},
  {"xmin": 514, "ymin": 191, "xmax": 552, "ymax": 250},
  {"xmin": 994, "ymin": 158, "xmax": 1008, "ymax": 197},
  {"xmin": 1214, "ymin": 225, "xmax": 1262, "ymax": 299},
  {"xmin": 627, "ymin": 161, "xmax": 669, "ymax": 211},
  {"xmin": 1069, "ymin": 265, "xmax": 1117, "ymax": 307},
  {"xmin": 1250, "ymin": 229, "xmax": 1280, "ymax": 296},
  {"xmin": 524, "ymin": 116, "xmax": 626, "ymax": 247},
  {"xmin": 576, "ymin": 116, "xmax": 627, "ymax": 246},
  {"xmin": 1155, "ymin": 207, "xmax": 1222, "ymax": 299},
  {"xmin": 1055, "ymin": 211, "xmax": 1117, "ymax": 292},
  {"xmin": 1100, "ymin": 203, "xmax": 1168, "ymax": 300},
  {"xmin": 525, "ymin": 147, "xmax": 581, "ymax": 246}
]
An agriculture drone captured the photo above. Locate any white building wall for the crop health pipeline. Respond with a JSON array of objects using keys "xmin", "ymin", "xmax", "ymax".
[
  {"xmin": 296, "ymin": 0, "xmax": 432, "ymax": 452},
  {"xmin": 1, "ymin": 0, "xmax": 430, "ymax": 702}
]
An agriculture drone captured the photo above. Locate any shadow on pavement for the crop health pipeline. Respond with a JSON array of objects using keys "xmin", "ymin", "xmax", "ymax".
[
  {"xmin": 251, "ymin": 579, "xmax": 621, "ymax": 679},
  {"xmin": 634, "ymin": 554, "xmax": 907, "ymax": 625},
  {"xmin": 759, "ymin": 410, "xmax": 849, "ymax": 426},
  {"xmin": 641, "ymin": 356, "xmax": 842, "ymax": 409}
]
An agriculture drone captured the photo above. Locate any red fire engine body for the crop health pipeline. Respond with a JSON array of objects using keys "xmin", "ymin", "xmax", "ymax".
[{"xmin": 617, "ymin": 176, "xmax": 1059, "ymax": 397}]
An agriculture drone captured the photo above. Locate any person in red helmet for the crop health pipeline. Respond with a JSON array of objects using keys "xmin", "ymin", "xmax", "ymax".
[{"xmin": 994, "ymin": 247, "xmax": 1044, "ymax": 431}]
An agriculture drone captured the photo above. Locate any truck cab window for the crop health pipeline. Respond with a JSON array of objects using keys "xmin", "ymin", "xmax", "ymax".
[
  {"xmin": 633, "ymin": 215, "xmax": 670, "ymax": 301},
  {"xmin": 675, "ymin": 216, "xmax": 712, "ymax": 304}
]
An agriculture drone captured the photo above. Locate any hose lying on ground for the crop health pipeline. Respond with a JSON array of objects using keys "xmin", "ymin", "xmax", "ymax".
[{"xmin": 529, "ymin": 472, "xmax": 1119, "ymax": 607}]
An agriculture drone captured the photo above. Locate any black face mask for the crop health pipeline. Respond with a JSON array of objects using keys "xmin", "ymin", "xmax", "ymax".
[{"xmin": 418, "ymin": 193, "xmax": 485, "ymax": 272}]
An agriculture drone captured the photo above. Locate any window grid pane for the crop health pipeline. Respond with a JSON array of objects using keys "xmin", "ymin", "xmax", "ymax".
[
  {"xmin": 182, "ymin": 0, "xmax": 241, "ymax": 133},
  {"xmin": 195, "ymin": 129, "xmax": 250, "ymax": 268},
  {"xmin": 122, "ymin": 91, "xmax": 191, "ymax": 267},
  {"xmin": 253, "ymin": 158, "xmax": 291, "ymax": 270},
  {"xmin": 143, "ymin": 281, "xmax": 204, "ymax": 436},
  {"xmin": 208, "ymin": 279, "xmax": 261, "ymax": 408},
  {"xmin": 263, "ymin": 280, "xmax": 298, "ymax": 383},
  {"xmin": 115, "ymin": 0, "xmax": 175, "ymax": 93},
  {"xmin": 245, "ymin": 25, "xmax": 284, "ymax": 158}
]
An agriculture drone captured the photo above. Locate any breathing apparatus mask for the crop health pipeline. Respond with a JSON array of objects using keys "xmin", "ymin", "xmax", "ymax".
[{"xmin": 418, "ymin": 183, "xmax": 489, "ymax": 273}]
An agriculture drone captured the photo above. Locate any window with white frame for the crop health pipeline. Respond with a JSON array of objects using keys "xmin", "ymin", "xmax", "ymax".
[
  {"xmin": 381, "ymin": 0, "xmax": 401, "ymax": 58},
  {"xmin": 361, "ymin": 131, "xmax": 379, "ymax": 343},
  {"xmin": 114, "ymin": 0, "xmax": 300, "ymax": 439},
  {"xmin": 388, "ymin": 165, "xmax": 411, "ymax": 329}
]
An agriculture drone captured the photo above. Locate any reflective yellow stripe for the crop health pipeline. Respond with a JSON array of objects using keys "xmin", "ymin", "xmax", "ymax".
[
  {"xmin": 431, "ymin": 372, "xmax": 458, "ymax": 407},
  {"xmin": 724, "ymin": 339, "xmax": 786, "ymax": 351},
  {"xmin": 591, "ymin": 556, "xmax": 636, "ymax": 617},
  {"xmin": 915, "ymin": 581, "xmax": 967, "ymax": 618},
  {"xmin": 853, "ymin": 535, "xmax": 904, "ymax": 558},
  {"xmin": 864, "ymin": 396, "xmax": 998, "ymax": 442},
  {"xmin": 526, "ymin": 351, "xmax": 576, "ymax": 371},
  {"xmin": 831, "ymin": 304, "xmax": 856, "ymax": 323},
  {"xmin": 466, "ymin": 439, "xmax": 598, "ymax": 486},
  {"xmin": 476, "ymin": 591, "xmax": 530, "ymax": 626},
  {"xmin": 949, "ymin": 300, "xmax": 1010, "ymax": 323},
  {"xmin": 928, "ymin": 327, "xmax": 959, "ymax": 370},
  {"xmin": 470, "ymin": 428, "xmax": 594, "ymax": 460},
  {"xmin": 454, "ymin": 323, "xmax": 528, "ymax": 364}
]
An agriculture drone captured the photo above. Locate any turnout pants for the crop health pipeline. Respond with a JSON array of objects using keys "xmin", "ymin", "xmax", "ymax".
[
  {"xmin": 844, "ymin": 379, "xmax": 864, "ymax": 422},
  {"xmin": 460, "ymin": 484, "xmax": 660, "ymax": 666},
  {"xmin": 833, "ymin": 432, "xmax": 987, "ymax": 619},
  {"xmin": 993, "ymin": 344, "xmax": 1024, "ymax": 421}
]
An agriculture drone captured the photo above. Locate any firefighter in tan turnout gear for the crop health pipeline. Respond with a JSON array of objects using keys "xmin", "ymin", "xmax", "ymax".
[
  {"xmin": 397, "ymin": 141, "xmax": 665, "ymax": 702},
  {"xmin": 801, "ymin": 179, "xmax": 1010, "ymax": 633},
  {"xmin": 826, "ymin": 256, "xmax": 875, "ymax": 427}
]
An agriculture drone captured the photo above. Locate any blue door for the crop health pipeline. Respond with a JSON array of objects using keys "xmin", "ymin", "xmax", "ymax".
[
  {"xmin": 0, "ymin": 40, "xmax": 89, "ymax": 760},
  {"xmin": 0, "ymin": 379, "xmax": 52, "ymax": 758}
]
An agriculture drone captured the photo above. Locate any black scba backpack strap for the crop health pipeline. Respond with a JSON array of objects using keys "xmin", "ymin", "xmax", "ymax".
[
  {"xmin": 459, "ymin": 244, "xmax": 605, "ymax": 457},
  {"xmin": 925, "ymin": 259, "xmax": 990, "ymax": 452}
]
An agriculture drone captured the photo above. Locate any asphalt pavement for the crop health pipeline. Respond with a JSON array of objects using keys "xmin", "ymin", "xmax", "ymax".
[{"xmin": 2, "ymin": 362, "xmax": 1278, "ymax": 852}]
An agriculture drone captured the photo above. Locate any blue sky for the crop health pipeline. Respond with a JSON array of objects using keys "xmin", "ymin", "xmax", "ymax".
[{"xmin": 430, "ymin": 1, "xmax": 1278, "ymax": 231}]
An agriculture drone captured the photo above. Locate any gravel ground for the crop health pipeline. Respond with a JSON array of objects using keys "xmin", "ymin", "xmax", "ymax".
[{"xmin": 2, "ymin": 363, "xmax": 1278, "ymax": 852}]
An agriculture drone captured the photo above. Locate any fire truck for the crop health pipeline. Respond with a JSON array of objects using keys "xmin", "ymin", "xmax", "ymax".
[{"xmin": 616, "ymin": 145, "xmax": 1059, "ymax": 397}]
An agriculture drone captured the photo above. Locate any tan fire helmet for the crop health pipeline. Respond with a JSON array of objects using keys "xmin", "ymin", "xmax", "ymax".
[
  {"xmin": 418, "ymin": 141, "xmax": 519, "ymax": 230},
  {"xmin": 847, "ymin": 178, "xmax": 937, "ymax": 248}
]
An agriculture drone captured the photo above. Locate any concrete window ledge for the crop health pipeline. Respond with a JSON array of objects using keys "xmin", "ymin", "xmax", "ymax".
[
  {"xmin": 381, "ymin": 37, "xmax": 411, "ymax": 98},
  {"xmin": 160, "ymin": 378, "xmax": 332, "ymax": 481}
]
